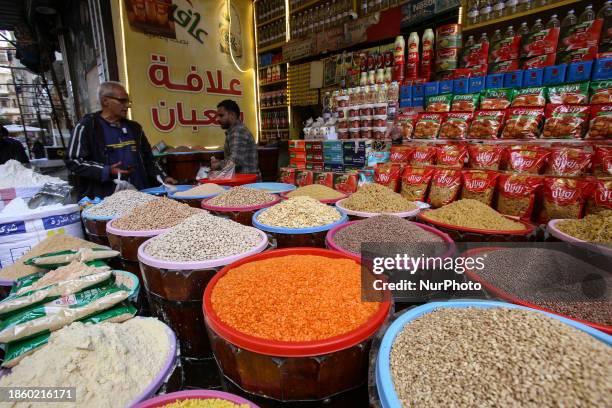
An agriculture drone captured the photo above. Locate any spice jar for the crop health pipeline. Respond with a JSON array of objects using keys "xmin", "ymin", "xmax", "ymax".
[
  {"xmin": 373, "ymin": 127, "xmax": 387, "ymax": 140},
  {"xmin": 336, "ymin": 108, "xmax": 347, "ymax": 120},
  {"xmin": 349, "ymin": 118, "xmax": 361, "ymax": 128},
  {"xmin": 349, "ymin": 128, "xmax": 360, "ymax": 139},
  {"xmin": 336, "ymin": 119, "xmax": 348, "ymax": 130},
  {"xmin": 349, "ymin": 106, "xmax": 360, "ymax": 118},
  {"xmin": 360, "ymin": 127, "xmax": 372, "ymax": 138},
  {"xmin": 337, "ymin": 96, "xmax": 349, "ymax": 108},
  {"xmin": 337, "ymin": 129, "xmax": 349, "ymax": 139},
  {"xmin": 360, "ymin": 116, "xmax": 373, "ymax": 128},
  {"xmin": 373, "ymin": 115, "xmax": 387, "ymax": 127},
  {"xmin": 360, "ymin": 104, "xmax": 373, "ymax": 116},
  {"xmin": 374, "ymin": 103, "xmax": 388, "ymax": 116}
]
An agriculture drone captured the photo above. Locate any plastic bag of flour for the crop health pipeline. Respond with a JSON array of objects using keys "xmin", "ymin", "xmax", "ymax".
[
  {"xmin": 2, "ymin": 302, "xmax": 137, "ymax": 368},
  {"xmin": 0, "ymin": 271, "xmax": 138, "ymax": 343},
  {"xmin": 24, "ymin": 248, "xmax": 119, "ymax": 269}
]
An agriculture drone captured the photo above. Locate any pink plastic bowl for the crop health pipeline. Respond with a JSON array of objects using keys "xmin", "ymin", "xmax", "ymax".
[{"xmin": 132, "ymin": 389, "xmax": 259, "ymax": 408}]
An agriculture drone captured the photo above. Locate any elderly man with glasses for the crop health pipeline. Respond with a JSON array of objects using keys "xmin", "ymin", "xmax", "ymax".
[{"xmin": 66, "ymin": 81, "xmax": 176, "ymax": 198}]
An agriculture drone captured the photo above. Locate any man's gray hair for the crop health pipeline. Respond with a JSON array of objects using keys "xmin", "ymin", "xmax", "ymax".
[{"xmin": 98, "ymin": 81, "xmax": 126, "ymax": 102}]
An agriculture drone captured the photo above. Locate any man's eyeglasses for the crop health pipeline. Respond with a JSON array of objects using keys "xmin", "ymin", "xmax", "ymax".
[{"xmin": 106, "ymin": 96, "xmax": 132, "ymax": 106}]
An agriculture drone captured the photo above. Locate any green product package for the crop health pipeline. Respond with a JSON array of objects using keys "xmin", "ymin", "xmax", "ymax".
[
  {"xmin": 451, "ymin": 93, "xmax": 480, "ymax": 112},
  {"xmin": 425, "ymin": 94, "xmax": 453, "ymax": 112},
  {"xmin": 480, "ymin": 88, "xmax": 513, "ymax": 110},
  {"xmin": 511, "ymin": 87, "xmax": 547, "ymax": 107},
  {"xmin": 589, "ymin": 81, "xmax": 612, "ymax": 105},
  {"xmin": 0, "ymin": 267, "xmax": 113, "ymax": 317},
  {"xmin": 24, "ymin": 248, "xmax": 119, "ymax": 268},
  {"xmin": 548, "ymin": 82, "xmax": 590, "ymax": 105},
  {"xmin": 0, "ymin": 271, "xmax": 139, "ymax": 344},
  {"xmin": 2, "ymin": 302, "xmax": 137, "ymax": 368}
]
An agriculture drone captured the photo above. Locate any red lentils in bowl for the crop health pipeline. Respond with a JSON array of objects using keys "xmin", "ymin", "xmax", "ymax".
[{"xmin": 210, "ymin": 255, "xmax": 380, "ymax": 342}]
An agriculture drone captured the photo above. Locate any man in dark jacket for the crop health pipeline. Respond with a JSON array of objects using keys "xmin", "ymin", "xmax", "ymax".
[
  {"xmin": 0, "ymin": 125, "xmax": 30, "ymax": 165},
  {"xmin": 66, "ymin": 81, "xmax": 176, "ymax": 198}
]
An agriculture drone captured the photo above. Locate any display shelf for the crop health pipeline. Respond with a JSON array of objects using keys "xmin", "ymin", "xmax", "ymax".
[
  {"xmin": 260, "ymin": 78, "xmax": 288, "ymax": 87},
  {"xmin": 258, "ymin": 41, "xmax": 287, "ymax": 53},
  {"xmin": 290, "ymin": 0, "xmax": 321, "ymax": 15},
  {"xmin": 260, "ymin": 105, "xmax": 289, "ymax": 110},
  {"xmin": 259, "ymin": 61, "xmax": 287, "ymax": 71},
  {"xmin": 463, "ymin": 0, "xmax": 581, "ymax": 32},
  {"xmin": 257, "ymin": 13, "xmax": 285, "ymax": 28}
]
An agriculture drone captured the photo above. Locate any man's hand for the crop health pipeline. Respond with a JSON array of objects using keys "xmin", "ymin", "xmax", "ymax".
[
  {"xmin": 164, "ymin": 176, "xmax": 177, "ymax": 185},
  {"xmin": 110, "ymin": 162, "xmax": 132, "ymax": 177}
]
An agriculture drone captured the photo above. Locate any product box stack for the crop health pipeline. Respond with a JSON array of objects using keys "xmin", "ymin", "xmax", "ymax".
[
  {"xmin": 343, "ymin": 140, "xmax": 373, "ymax": 171},
  {"xmin": 305, "ymin": 141, "xmax": 324, "ymax": 171},
  {"xmin": 323, "ymin": 141, "xmax": 344, "ymax": 172},
  {"xmin": 289, "ymin": 140, "xmax": 306, "ymax": 169}
]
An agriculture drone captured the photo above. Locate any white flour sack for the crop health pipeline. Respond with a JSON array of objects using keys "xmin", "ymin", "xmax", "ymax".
[{"xmin": 0, "ymin": 205, "xmax": 83, "ymax": 269}]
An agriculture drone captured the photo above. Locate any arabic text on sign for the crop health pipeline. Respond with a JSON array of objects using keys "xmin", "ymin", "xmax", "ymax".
[{"xmin": 148, "ymin": 54, "xmax": 242, "ymax": 95}]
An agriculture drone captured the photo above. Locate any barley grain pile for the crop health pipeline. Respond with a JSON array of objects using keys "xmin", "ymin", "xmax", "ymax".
[{"xmin": 390, "ymin": 307, "xmax": 611, "ymax": 407}]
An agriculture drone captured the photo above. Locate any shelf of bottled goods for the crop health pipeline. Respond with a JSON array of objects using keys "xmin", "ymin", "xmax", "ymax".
[{"xmin": 463, "ymin": 0, "xmax": 581, "ymax": 32}]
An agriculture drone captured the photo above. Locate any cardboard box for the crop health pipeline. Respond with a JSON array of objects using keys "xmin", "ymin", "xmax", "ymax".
[
  {"xmin": 485, "ymin": 74, "xmax": 504, "ymax": 89},
  {"xmin": 468, "ymin": 76, "xmax": 485, "ymax": 93},
  {"xmin": 306, "ymin": 152, "xmax": 324, "ymax": 162},
  {"xmin": 323, "ymin": 140, "xmax": 343, "ymax": 152},
  {"xmin": 523, "ymin": 68, "xmax": 545, "ymax": 87},
  {"xmin": 439, "ymin": 80, "xmax": 454, "ymax": 94},
  {"xmin": 567, "ymin": 60, "xmax": 594, "ymax": 82},
  {"xmin": 289, "ymin": 140, "xmax": 305, "ymax": 150},
  {"xmin": 522, "ymin": 27, "xmax": 560, "ymax": 58},
  {"xmin": 313, "ymin": 172, "xmax": 334, "ymax": 188},
  {"xmin": 305, "ymin": 141, "xmax": 323, "ymax": 152},
  {"xmin": 279, "ymin": 167, "xmax": 297, "ymax": 185},
  {"xmin": 295, "ymin": 170, "xmax": 314, "ymax": 186},
  {"xmin": 333, "ymin": 173, "xmax": 359, "ymax": 194},
  {"xmin": 503, "ymin": 71, "xmax": 524, "ymax": 88},
  {"xmin": 288, "ymin": 162, "xmax": 306, "ymax": 169},
  {"xmin": 424, "ymin": 81, "xmax": 440, "ymax": 96},
  {"xmin": 324, "ymin": 163, "xmax": 344, "ymax": 172},
  {"xmin": 306, "ymin": 162, "xmax": 324, "ymax": 171},
  {"xmin": 543, "ymin": 64, "xmax": 568, "ymax": 85},
  {"xmin": 290, "ymin": 151, "xmax": 306, "ymax": 161}
]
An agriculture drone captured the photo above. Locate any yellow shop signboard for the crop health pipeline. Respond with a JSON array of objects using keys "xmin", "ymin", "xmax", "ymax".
[{"xmin": 111, "ymin": 0, "xmax": 257, "ymax": 147}]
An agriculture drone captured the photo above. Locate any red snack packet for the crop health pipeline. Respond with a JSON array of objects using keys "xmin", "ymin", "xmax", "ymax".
[
  {"xmin": 501, "ymin": 108, "xmax": 544, "ymax": 139},
  {"xmin": 496, "ymin": 174, "xmax": 544, "ymax": 220},
  {"xmin": 461, "ymin": 170, "xmax": 500, "ymax": 207},
  {"xmin": 400, "ymin": 165, "xmax": 435, "ymax": 202},
  {"xmin": 439, "ymin": 113, "xmax": 472, "ymax": 140},
  {"xmin": 521, "ymin": 27, "xmax": 560, "ymax": 58},
  {"xmin": 489, "ymin": 35, "xmax": 521, "ymax": 63},
  {"xmin": 468, "ymin": 144, "xmax": 506, "ymax": 170},
  {"xmin": 547, "ymin": 147, "xmax": 593, "ymax": 177},
  {"xmin": 586, "ymin": 105, "xmax": 612, "ymax": 140},
  {"xmin": 313, "ymin": 172, "xmax": 334, "ymax": 188},
  {"xmin": 586, "ymin": 178, "xmax": 612, "ymax": 215},
  {"xmin": 374, "ymin": 163, "xmax": 402, "ymax": 192},
  {"xmin": 279, "ymin": 167, "xmax": 297, "ymax": 185},
  {"xmin": 428, "ymin": 168, "xmax": 463, "ymax": 208},
  {"xmin": 542, "ymin": 105, "xmax": 590, "ymax": 139},
  {"xmin": 390, "ymin": 145, "xmax": 414, "ymax": 163},
  {"xmin": 414, "ymin": 113, "xmax": 444, "ymax": 139},
  {"xmin": 590, "ymin": 81, "xmax": 612, "ymax": 105},
  {"xmin": 333, "ymin": 173, "xmax": 358, "ymax": 194},
  {"xmin": 522, "ymin": 53, "xmax": 557, "ymax": 69},
  {"xmin": 410, "ymin": 144, "xmax": 438, "ymax": 166},
  {"xmin": 507, "ymin": 146, "xmax": 551, "ymax": 174},
  {"xmin": 295, "ymin": 170, "xmax": 314, "ymax": 187},
  {"xmin": 539, "ymin": 177, "xmax": 595, "ymax": 223},
  {"xmin": 548, "ymin": 82, "xmax": 590, "ymax": 105},
  {"xmin": 593, "ymin": 146, "xmax": 612, "ymax": 176},
  {"xmin": 468, "ymin": 110, "xmax": 506, "ymax": 139},
  {"xmin": 489, "ymin": 60, "xmax": 520, "ymax": 74},
  {"xmin": 436, "ymin": 144, "xmax": 468, "ymax": 168},
  {"xmin": 426, "ymin": 94, "xmax": 453, "ymax": 113}
]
